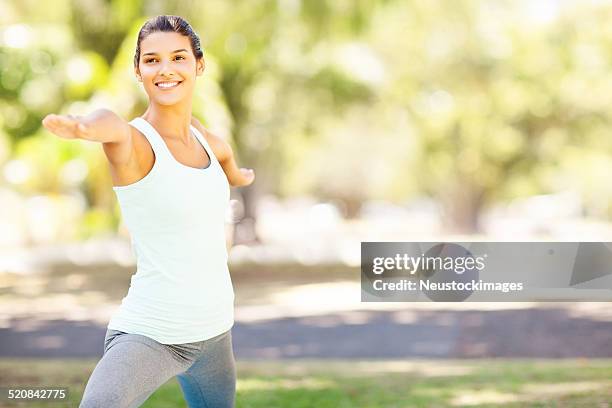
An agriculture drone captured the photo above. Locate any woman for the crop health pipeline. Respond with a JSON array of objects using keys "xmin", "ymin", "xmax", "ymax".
[{"xmin": 42, "ymin": 15, "xmax": 253, "ymax": 408}]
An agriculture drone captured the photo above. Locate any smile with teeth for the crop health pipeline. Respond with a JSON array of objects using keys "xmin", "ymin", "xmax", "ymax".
[{"xmin": 156, "ymin": 81, "xmax": 182, "ymax": 89}]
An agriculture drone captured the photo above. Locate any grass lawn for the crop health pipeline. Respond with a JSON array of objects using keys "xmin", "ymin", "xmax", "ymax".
[{"xmin": 0, "ymin": 358, "xmax": 611, "ymax": 407}]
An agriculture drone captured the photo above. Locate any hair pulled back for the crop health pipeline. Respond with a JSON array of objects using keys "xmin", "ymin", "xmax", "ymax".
[{"xmin": 134, "ymin": 15, "xmax": 203, "ymax": 68}]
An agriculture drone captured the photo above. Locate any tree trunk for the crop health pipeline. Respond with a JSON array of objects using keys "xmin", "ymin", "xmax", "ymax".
[
  {"xmin": 233, "ymin": 185, "xmax": 261, "ymax": 244},
  {"xmin": 441, "ymin": 185, "xmax": 485, "ymax": 234}
]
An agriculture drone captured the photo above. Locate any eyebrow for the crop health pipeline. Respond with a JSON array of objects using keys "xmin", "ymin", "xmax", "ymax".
[{"xmin": 142, "ymin": 49, "xmax": 189, "ymax": 56}]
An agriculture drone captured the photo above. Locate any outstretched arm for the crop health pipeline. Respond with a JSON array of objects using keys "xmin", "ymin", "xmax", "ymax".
[
  {"xmin": 191, "ymin": 118, "xmax": 254, "ymax": 187},
  {"xmin": 42, "ymin": 109, "xmax": 130, "ymax": 144}
]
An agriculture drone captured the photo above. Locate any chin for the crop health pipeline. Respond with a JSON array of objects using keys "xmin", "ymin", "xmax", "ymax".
[
  {"xmin": 149, "ymin": 94, "xmax": 188, "ymax": 106},
  {"xmin": 147, "ymin": 89, "xmax": 192, "ymax": 106},
  {"xmin": 154, "ymin": 98, "xmax": 185, "ymax": 106}
]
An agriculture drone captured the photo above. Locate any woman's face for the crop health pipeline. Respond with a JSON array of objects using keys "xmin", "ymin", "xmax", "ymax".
[{"xmin": 135, "ymin": 31, "xmax": 204, "ymax": 106}]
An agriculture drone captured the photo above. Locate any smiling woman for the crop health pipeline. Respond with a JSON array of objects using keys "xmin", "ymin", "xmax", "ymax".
[
  {"xmin": 42, "ymin": 14, "xmax": 254, "ymax": 408},
  {"xmin": 134, "ymin": 31, "xmax": 199, "ymax": 106}
]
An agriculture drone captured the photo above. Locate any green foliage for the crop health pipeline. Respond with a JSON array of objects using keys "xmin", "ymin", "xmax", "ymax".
[
  {"xmin": 310, "ymin": 66, "xmax": 373, "ymax": 107},
  {"xmin": 70, "ymin": 0, "xmax": 143, "ymax": 65},
  {"xmin": 3, "ymin": 0, "xmax": 612, "ymax": 235},
  {"xmin": 362, "ymin": 0, "xmax": 612, "ymax": 230},
  {"xmin": 77, "ymin": 207, "xmax": 117, "ymax": 239}
]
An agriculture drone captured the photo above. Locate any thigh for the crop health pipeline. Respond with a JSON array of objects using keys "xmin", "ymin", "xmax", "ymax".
[
  {"xmin": 177, "ymin": 330, "xmax": 236, "ymax": 408},
  {"xmin": 80, "ymin": 331, "xmax": 189, "ymax": 408}
]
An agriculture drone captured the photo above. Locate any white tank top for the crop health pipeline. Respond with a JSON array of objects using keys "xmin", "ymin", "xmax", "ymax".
[{"xmin": 107, "ymin": 117, "xmax": 234, "ymax": 344}]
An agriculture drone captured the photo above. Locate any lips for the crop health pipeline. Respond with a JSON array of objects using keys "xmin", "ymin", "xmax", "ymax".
[{"xmin": 155, "ymin": 81, "xmax": 182, "ymax": 89}]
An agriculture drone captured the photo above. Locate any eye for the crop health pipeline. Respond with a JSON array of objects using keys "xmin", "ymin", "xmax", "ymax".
[{"xmin": 144, "ymin": 56, "xmax": 184, "ymax": 63}]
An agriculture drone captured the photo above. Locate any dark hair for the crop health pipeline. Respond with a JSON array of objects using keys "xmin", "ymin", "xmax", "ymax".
[{"xmin": 134, "ymin": 15, "xmax": 204, "ymax": 68}]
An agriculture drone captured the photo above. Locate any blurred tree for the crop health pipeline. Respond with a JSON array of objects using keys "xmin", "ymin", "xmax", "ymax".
[
  {"xmin": 189, "ymin": 0, "xmax": 384, "ymax": 236},
  {"xmin": 5, "ymin": 0, "xmax": 612, "ymax": 241},
  {"xmin": 367, "ymin": 0, "xmax": 612, "ymax": 232},
  {"xmin": 69, "ymin": 0, "xmax": 143, "ymax": 65}
]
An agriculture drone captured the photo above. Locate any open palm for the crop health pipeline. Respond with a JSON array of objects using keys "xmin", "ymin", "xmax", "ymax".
[{"xmin": 42, "ymin": 114, "xmax": 88, "ymax": 139}]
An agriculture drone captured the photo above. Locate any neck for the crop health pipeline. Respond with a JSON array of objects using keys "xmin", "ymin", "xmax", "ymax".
[{"xmin": 142, "ymin": 99, "xmax": 193, "ymax": 144}]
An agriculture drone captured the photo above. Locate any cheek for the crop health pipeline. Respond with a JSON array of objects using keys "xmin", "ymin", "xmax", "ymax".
[
  {"xmin": 139, "ymin": 65, "xmax": 155, "ymax": 78},
  {"xmin": 178, "ymin": 67, "xmax": 196, "ymax": 81},
  {"xmin": 138, "ymin": 68, "xmax": 160, "ymax": 91}
]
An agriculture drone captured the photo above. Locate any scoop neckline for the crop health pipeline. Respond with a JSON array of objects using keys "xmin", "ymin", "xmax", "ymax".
[{"xmin": 137, "ymin": 116, "xmax": 212, "ymax": 171}]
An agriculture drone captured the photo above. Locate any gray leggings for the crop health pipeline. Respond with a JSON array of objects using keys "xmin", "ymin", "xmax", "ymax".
[{"xmin": 80, "ymin": 328, "xmax": 236, "ymax": 408}]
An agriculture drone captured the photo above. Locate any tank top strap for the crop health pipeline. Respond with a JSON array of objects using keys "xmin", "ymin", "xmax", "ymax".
[
  {"xmin": 128, "ymin": 117, "xmax": 172, "ymax": 164},
  {"xmin": 190, "ymin": 124, "xmax": 219, "ymax": 166}
]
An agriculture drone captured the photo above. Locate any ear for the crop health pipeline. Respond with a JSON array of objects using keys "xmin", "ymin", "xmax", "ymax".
[
  {"xmin": 196, "ymin": 58, "xmax": 205, "ymax": 76},
  {"xmin": 134, "ymin": 66, "xmax": 142, "ymax": 82}
]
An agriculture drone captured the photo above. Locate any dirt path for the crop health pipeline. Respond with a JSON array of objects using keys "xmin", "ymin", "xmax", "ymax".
[
  {"xmin": 1, "ymin": 306, "xmax": 612, "ymax": 359},
  {"xmin": 1, "ymin": 260, "xmax": 611, "ymax": 359}
]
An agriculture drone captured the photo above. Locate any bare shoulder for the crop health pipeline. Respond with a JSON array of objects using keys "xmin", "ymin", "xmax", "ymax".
[{"xmin": 190, "ymin": 116, "xmax": 232, "ymax": 163}]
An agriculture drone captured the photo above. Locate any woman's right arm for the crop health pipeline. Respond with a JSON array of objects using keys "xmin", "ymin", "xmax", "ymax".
[{"xmin": 42, "ymin": 109, "xmax": 132, "ymax": 164}]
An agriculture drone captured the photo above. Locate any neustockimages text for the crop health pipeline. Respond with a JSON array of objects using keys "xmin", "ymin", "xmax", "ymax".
[{"xmin": 372, "ymin": 279, "xmax": 524, "ymax": 292}]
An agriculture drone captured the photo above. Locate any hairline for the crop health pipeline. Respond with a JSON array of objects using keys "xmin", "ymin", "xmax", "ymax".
[
  {"xmin": 142, "ymin": 48, "xmax": 190, "ymax": 57},
  {"xmin": 134, "ymin": 16, "xmax": 204, "ymax": 67}
]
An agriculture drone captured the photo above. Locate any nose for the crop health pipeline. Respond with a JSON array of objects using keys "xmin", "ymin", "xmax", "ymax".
[{"xmin": 158, "ymin": 61, "xmax": 175, "ymax": 78}]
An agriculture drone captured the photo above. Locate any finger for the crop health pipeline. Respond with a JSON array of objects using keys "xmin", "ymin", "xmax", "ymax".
[
  {"xmin": 47, "ymin": 116, "xmax": 67, "ymax": 130},
  {"xmin": 43, "ymin": 114, "xmax": 59, "ymax": 127},
  {"xmin": 44, "ymin": 118, "xmax": 61, "ymax": 132},
  {"xmin": 42, "ymin": 117, "xmax": 52, "ymax": 129},
  {"xmin": 59, "ymin": 116, "xmax": 83, "ymax": 135},
  {"xmin": 76, "ymin": 123, "xmax": 88, "ymax": 136},
  {"xmin": 55, "ymin": 115, "xmax": 77, "ymax": 126},
  {"xmin": 44, "ymin": 114, "xmax": 80, "ymax": 138}
]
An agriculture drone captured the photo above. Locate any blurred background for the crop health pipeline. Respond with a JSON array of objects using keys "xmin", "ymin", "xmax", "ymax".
[{"xmin": 1, "ymin": 0, "xmax": 612, "ymax": 406}]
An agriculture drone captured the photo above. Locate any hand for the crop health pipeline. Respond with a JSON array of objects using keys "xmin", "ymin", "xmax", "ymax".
[
  {"xmin": 238, "ymin": 168, "xmax": 255, "ymax": 187},
  {"xmin": 42, "ymin": 114, "xmax": 89, "ymax": 140}
]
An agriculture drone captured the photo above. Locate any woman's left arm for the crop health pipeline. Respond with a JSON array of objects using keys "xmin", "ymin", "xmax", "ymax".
[{"xmin": 191, "ymin": 117, "xmax": 254, "ymax": 187}]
